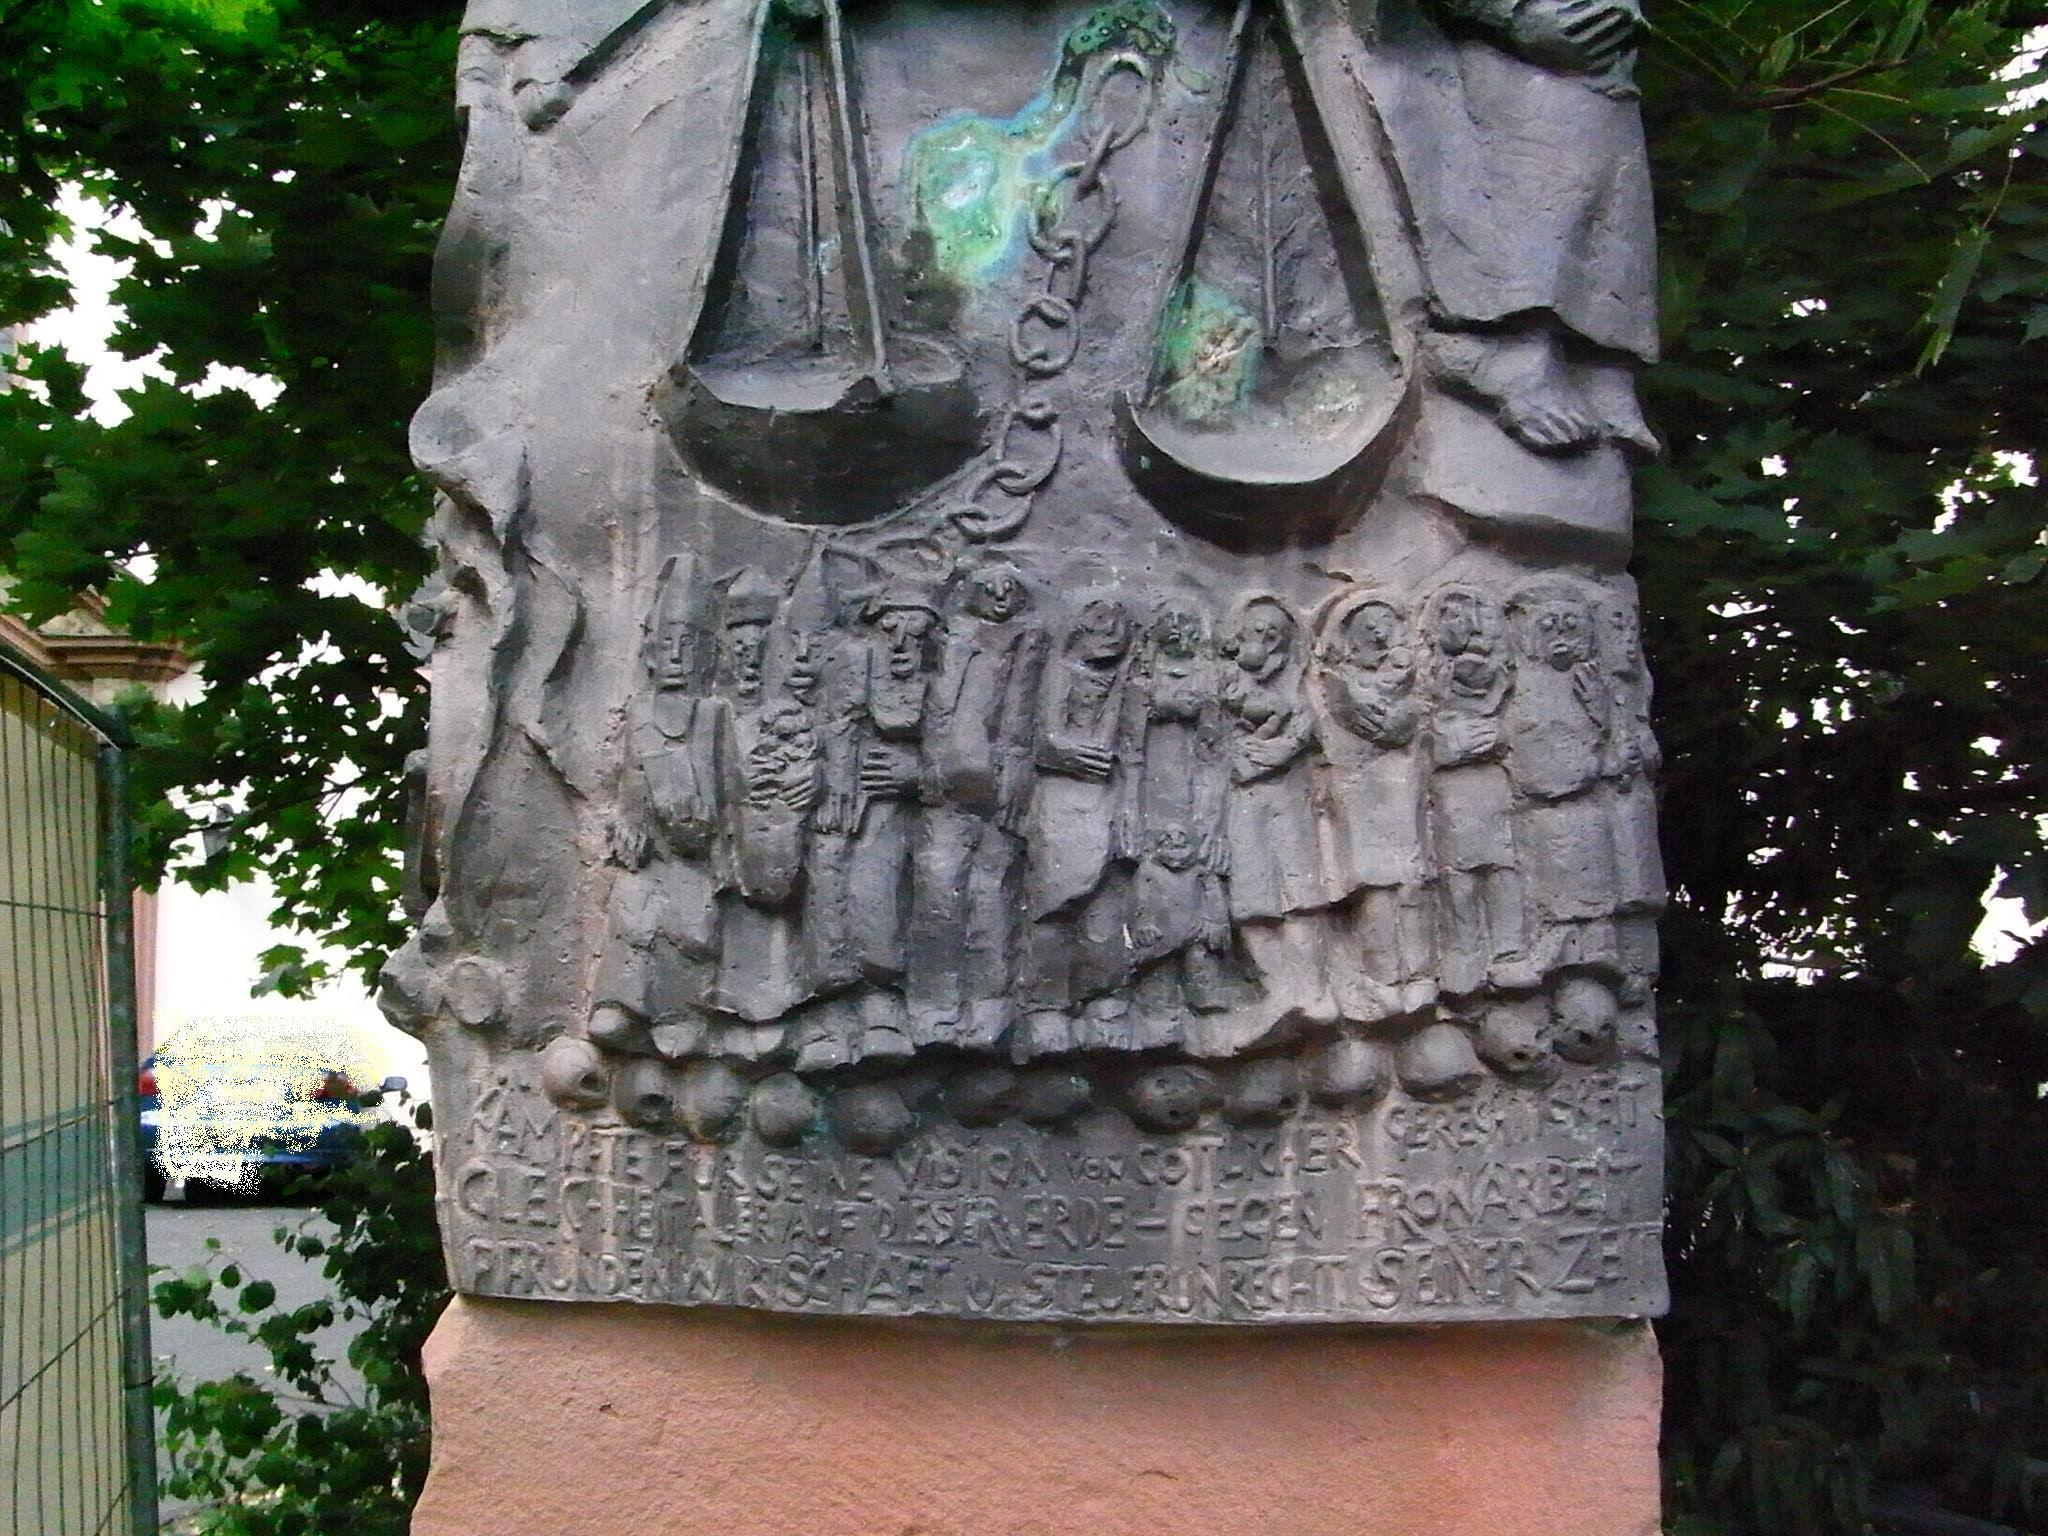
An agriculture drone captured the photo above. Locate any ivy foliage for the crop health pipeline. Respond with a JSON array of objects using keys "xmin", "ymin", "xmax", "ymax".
[
  {"xmin": 150, "ymin": 1118, "xmax": 449, "ymax": 1535},
  {"xmin": 3, "ymin": 2, "xmax": 2046, "ymax": 1533}
]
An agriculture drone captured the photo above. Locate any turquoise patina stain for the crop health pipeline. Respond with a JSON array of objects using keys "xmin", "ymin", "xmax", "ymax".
[
  {"xmin": 906, "ymin": 1, "xmax": 1178, "ymax": 286},
  {"xmin": 1154, "ymin": 277, "xmax": 1262, "ymax": 424}
]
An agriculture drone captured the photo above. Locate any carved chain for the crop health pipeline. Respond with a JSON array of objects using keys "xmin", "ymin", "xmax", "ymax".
[{"xmin": 947, "ymin": 54, "xmax": 1159, "ymax": 543}]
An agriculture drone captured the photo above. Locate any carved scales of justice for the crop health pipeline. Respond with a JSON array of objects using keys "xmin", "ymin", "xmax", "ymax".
[
  {"xmin": 664, "ymin": 0, "xmax": 1412, "ymax": 545},
  {"xmin": 663, "ymin": 0, "xmax": 985, "ymax": 520}
]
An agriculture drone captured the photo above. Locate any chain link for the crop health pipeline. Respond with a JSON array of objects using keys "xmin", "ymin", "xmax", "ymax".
[{"xmin": 949, "ymin": 51, "xmax": 1157, "ymax": 544}]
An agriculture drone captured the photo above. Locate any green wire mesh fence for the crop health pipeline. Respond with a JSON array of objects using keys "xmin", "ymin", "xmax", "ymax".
[{"xmin": 0, "ymin": 642, "xmax": 157, "ymax": 1536}]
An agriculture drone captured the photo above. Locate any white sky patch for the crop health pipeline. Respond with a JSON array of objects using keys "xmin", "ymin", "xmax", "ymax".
[
  {"xmin": 24, "ymin": 185, "xmax": 282, "ymax": 423},
  {"xmin": 1975, "ymin": 889, "xmax": 2047, "ymax": 965},
  {"xmin": 309, "ymin": 567, "xmax": 387, "ymax": 604},
  {"xmin": 2003, "ymin": 27, "xmax": 2048, "ymax": 110},
  {"xmin": 24, "ymin": 187, "xmax": 164, "ymax": 422}
]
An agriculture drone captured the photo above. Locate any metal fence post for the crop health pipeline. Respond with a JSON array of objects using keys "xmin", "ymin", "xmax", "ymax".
[{"xmin": 100, "ymin": 739, "xmax": 161, "ymax": 1536}]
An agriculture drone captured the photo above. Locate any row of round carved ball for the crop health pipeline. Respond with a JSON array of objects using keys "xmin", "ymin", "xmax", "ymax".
[{"xmin": 537, "ymin": 1015, "xmax": 1609, "ymax": 1153}]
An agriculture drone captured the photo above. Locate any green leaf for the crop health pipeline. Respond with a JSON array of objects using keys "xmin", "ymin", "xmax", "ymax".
[
  {"xmin": 1918, "ymin": 224, "xmax": 1991, "ymax": 372},
  {"xmin": 239, "ymin": 1278, "xmax": 278, "ymax": 1313}
]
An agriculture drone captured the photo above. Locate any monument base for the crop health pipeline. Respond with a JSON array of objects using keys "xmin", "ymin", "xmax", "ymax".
[{"xmin": 412, "ymin": 1297, "xmax": 1662, "ymax": 1536}]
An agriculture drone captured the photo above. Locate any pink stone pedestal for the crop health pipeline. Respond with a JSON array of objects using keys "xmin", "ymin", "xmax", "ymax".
[{"xmin": 411, "ymin": 1297, "xmax": 1663, "ymax": 1536}]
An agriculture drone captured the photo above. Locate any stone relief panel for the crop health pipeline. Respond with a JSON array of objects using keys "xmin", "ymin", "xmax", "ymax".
[{"xmin": 388, "ymin": 0, "xmax": 1667, "ymax": 1323}]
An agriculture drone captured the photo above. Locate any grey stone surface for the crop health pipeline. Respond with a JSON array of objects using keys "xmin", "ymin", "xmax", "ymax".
[{"xmin": 386, "ymin": 0, "xmax": 1667, "ymax": 1324}]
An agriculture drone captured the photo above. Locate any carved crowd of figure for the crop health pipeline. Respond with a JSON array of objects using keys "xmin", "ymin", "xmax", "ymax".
[{"xmin": 588, "ymin": 555, "xmax": 1663, "ymax": 1093}]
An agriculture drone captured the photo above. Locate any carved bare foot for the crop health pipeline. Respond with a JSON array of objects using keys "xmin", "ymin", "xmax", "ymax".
[
  {"xmin": 588, "ymin": 1002, "xmax": 650, "ymax": 1053},
  {"xmin": 1331, "ymin": 969, "xmax": 1402, "ymax": 1027},
  {"xmin": 1395, "ymin": 979, "xmax": 1440, "ymax": 1020},
  {"xmin": 907, "ymin": 1000, "xmax": 962, "ymax": 1049},
  {"xmin": 720, "ymin": 1022, "xmax": 786, "ymax": 1063},
  {"xmin": 1439, "ymin": 945, "xmax": 1488, "ymax": 1000},
  {"xmin": 1011, "ymin": 1010, "xmax": 1078, "ymax": 1062},
  {"xmin": 649, "ymin": 1018, "xmax": 709, "ymax": 1062},
  {"xmin": 960, "ymin": 998, "xmax": 1015, "ymax": 1052},
  {"xmin": 789, "ymin": 998, "xmax": 860, "ymax": 1073},
  {"xmin": 1488, "ymin": 950, "xmax": 1546, "ymax": 994},
  {"xmin": 1129, "ymin": 1003, "xmax": 1182, "ymax": 1051},
  {"xmin": 1281, "ymin": 982, "xmax": 1340, "ymax": 1036},
  {"xmin": 790, "ymin": 1030, "xmax": 853, "ymax": 1074},
  {"xmin": 859, "ymin": 1020, "xmax": 916, "ymax": 1061},
  {"xmin": 1589, "ymin": 361, "xmax": 1661, "ymax": 460},
  {"xmin": 1429, "ymin": 327, "xmax": 1600, "ymax": 455},
  {"xmin": 1073, "ymin": 995, "xmax": 1133, "ymax": 1052}
]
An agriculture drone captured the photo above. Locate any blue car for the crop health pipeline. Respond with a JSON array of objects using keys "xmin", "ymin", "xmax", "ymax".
[{"xmin": 137, "ymin": 1053, "xmax": 408, "ymax": 1200}]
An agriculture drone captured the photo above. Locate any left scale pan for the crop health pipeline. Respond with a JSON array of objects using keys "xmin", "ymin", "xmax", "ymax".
[{"xmin": 661, "ymin": 0, "xmax": 986, "ymax": 525}]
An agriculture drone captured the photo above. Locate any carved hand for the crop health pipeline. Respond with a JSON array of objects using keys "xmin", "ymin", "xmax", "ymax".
[
  {"xmin": 607, "ymin": 820, "xmax": 653, "ymax": 871},
  {"xmin": 1043, "ymin": 735, "xmax": 1116, "ymax": 782},
  {"xmin": 748, "ymin": 768, "xmax": 817, "ymax": 813},
  {"xmin": 1237, "ymin": 734, "xmax": 1301, "ymax": 779},
  {"xmin": 661, "ymin": 792, "xmax": 716, "ymax": 849},
  {"xmin": 815, "ymin": 787, "xmax": 856, "ymax": 835},
  {"xmin": 859, "ymin": 745, "xmax": 921, "ymax": 798},
  {"xmin": 1332, "ymin": 682, "xmax": 1391, "ymax": 740},
  {"xmin": 1505, "ymin": 0, "xmax": 1644, "ymax": 76},
  {"xmin": 1436, "ymin": 714, "xmax": 1501, "ymax": 765},
  {"xmin": 995, "ymin": 772, "xmax": 1030, "ymax": 834},
  {"xmin": 1111, "ymin": 808, "xmax": 1140, "ymax": 862}
]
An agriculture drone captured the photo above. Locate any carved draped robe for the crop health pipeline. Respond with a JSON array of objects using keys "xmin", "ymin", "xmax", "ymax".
[{"xmin": 1368, "ymin": 0, "xmax": 1659, "ymax": 361}]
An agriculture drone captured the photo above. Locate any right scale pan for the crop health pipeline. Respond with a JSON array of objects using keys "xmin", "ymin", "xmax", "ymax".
[{"xmin": 1119, "ymin": 0, "xmax": 1412, "ymax": 548}]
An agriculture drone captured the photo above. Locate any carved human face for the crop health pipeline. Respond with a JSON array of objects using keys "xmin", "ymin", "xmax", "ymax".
[
  {"xmin": 1527, "ymin": 598, "xmax": 1595, "ymax": 671},
  {"xmin": 1435, "ymin": 591, "xmax": 1481, "ymax": 655},
  {"xmin": 1071, "ymin": 600, "xmax": 1133, "ymax": 666},
  {"xmin": 722, "ymin": 621, "xmax": 769, "ymax": 696},
  {"xmin": 1150, "ymin": 824, "xmax": 1197, "ymax": 872},
  {"xmin": 1602, "ymin": 599, "xmax": 1640, "ymax": 673},
  {"xmin": 784, "ymin": 633, "xmax": 821, "ymax": 703},
  {"xmin": 1340, "ymin": 602, "xmax": 1401, "ymax": 669},
  {"xmin": 1229, "ymin": 601, "xmax": 1294, "ymax": 674},
  {"xmin": 1151, "ymin": 605, "xmax": 1205, "ymax": 660},
  {"xmin": 876, "ymin": 606, "xmax": 935, "ymax": 678},
  {"xmin": 758, "ymin": 703, "xmax": 815, "ymax": 759},
  {"xmin": 656, "ymin": 620, "xmax": 695, "ymax": 691},
  {"xmin": 965, "ymin": 566, "xmax": 1028, "ymax": 624}
]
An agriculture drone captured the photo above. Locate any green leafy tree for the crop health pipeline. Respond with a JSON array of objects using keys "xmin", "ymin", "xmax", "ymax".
[
  {"xmin": 4, "ymin": 2, "xmax": 2046, "ymax": 1533},
  {"xmin": 1639, "ymin": 3, "xmax": 2047, "ymax": 1529},
  {"xmin": 1, "ymin": 0, "xmax": 454, "ymax": 990}
]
